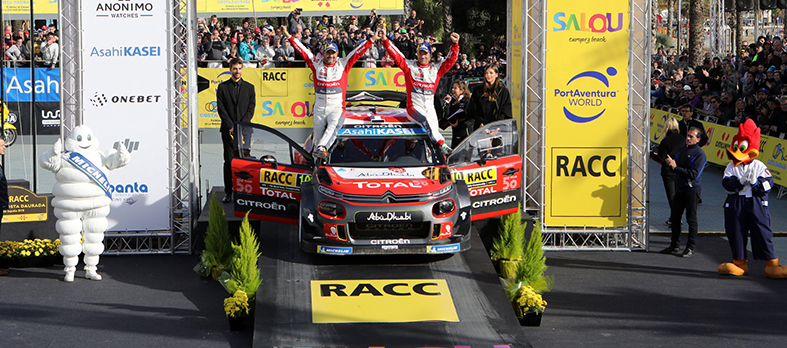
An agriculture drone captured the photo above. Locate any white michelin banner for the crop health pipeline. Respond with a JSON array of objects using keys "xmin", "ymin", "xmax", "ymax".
[{"xmin": 81, "ymin": 0, "xmax": 169, "ymax": 231}]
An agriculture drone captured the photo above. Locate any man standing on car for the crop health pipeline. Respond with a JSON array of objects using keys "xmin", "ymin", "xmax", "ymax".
[
  {"xmin": 382, "ymin": 28, "xmax": 460, "ymax": 155},
  {"xmin": 282, "ymin": 26, "xmax": 380, "ymax": 159},
  {"xmin": 216, "ymin": 57, "xmax": 256, "ymax": 203}
]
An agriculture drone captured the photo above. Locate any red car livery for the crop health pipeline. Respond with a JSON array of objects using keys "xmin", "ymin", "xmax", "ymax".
[{"xmin": 231, "ymin": 91, "xmax": 522, "ymax": 255}]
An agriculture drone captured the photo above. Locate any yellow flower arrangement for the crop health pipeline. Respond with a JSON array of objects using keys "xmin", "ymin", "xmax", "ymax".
[
  {"xmin": 0, "ymin": 241, "xmax": 18, "ymax": 258},
  {"xmin": 514, "ymin": 285, "xmax": 547, "ymax": 315},
  {"xmin": 8, "ymin": 239, "xmax": 61, "ymax": 258},
  {"xmin": 223, "ymin": 290, "xmax": 250, "ymax": 318}
]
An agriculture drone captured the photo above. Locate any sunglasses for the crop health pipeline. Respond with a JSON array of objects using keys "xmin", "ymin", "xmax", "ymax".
[{"xmin": 687, "ymin": 134, "xmax": 700, "ymax": 139}]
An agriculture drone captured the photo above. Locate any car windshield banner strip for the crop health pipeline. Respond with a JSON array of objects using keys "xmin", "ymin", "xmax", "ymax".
[
  {"xmin": 338, "ymin": 125, "xmax": 427, "ymax": 136},
  {"xmin": 355, "ymin": 211, "xmax": 424, "ymax": 223}
]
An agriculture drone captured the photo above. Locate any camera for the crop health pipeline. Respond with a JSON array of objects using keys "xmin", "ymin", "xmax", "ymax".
[{"xmin": 295, "ymin": 8, "xmax": 302, "ymax": 13}]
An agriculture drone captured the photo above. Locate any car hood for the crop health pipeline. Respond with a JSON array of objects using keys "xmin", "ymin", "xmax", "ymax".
[{"xmin": 326, "ymin": 166, "xmax": 449, "ymax": 195}]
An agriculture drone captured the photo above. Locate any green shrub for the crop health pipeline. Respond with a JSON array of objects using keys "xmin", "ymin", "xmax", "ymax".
[
  {"xmin": 490, "ymin": 207, "xmax": 525, "ymax": 262},
  {"xmin": 513, "ymin": 219, "xmax": 553, "ymax": 293},
  {"xmin": 220, "ymin": 212, "xmax": 262, "ymax": 298},
  {"xmin": 194, "ymin": 193, "xmax": 233, "ymax": 279}
]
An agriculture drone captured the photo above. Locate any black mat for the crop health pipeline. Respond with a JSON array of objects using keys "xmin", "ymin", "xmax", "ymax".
[{"xmin": 253, "ymin": 221, "xmax": 531, "ymax": 347}]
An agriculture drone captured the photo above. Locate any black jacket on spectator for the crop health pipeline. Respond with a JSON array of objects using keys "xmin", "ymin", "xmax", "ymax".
[
  {"xmin": 0, "ymin": 163, "xmax": 7, "ymax": 210},
  {"xmin": 468, "ymin": 82, "xmax": 512, "ymax": 129},
  {"xmin": 438, "ymin": 96, "xmax": 474, "ymax": 148},
  {"xmin": 205, "ymin": 40, "xmax": 226, "ymax": 61},
  {"xmin": 767, "ymin": 108, "xmax": 787, "ymax": 134},
  {"xmin": 216, "ymin": 78, "xmax": 255, "ymax": 132},
  {"xmin": 653, "ymin": 129, "xmax": 684, "ymax": 177},
  {"xmin": 673, "ymin": 143, "xmax": 707, "ymax": 192}
]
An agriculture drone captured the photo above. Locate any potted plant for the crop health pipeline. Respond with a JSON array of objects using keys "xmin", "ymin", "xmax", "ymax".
[
  {"xmin": 223, "ymin": 289, "xmax": 250, "ymax": 331},
  {"xmin": 504, "ymin": 218, "xmax": 553, "ymax": 326},
  {"xmin": 194, "ymin": 193, "xmax": 233, "ymax": 280},
  {"xmin": 14, "ymin": 239, "xmax": 49, "ymax": 267},
  {"xmin": 39, "ymin": 239, "xmax": 61, "ymax": 267},
  {"xmin": 0, "ymin": 241, "xmax": 16, "ymax": 270},
  {"xmin": 490, "ymin": 207, "xmax": 526, "ymax": 279},
  {"xmin": 220, "ymin": 213, "xmax": 262, "ymax": 314},
  {"xmin": 506, "ymin": 283, "xmax": 547, "ymax": 326}
]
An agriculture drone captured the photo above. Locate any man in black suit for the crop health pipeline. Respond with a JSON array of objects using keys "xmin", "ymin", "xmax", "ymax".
[{"xmin": 216, "ymin": 57, "xmax": 255, "ymax": 203}]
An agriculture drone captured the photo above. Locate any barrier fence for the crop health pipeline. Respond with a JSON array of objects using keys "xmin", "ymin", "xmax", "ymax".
[{"xmin": 650, "ymin": 108, "xmax": 787, "ymax": 190}]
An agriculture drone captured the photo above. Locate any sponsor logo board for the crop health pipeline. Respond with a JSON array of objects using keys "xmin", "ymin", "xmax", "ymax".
[{"xmin": 310, "ymin": 279, "xmax": 458, "ymax": 323}]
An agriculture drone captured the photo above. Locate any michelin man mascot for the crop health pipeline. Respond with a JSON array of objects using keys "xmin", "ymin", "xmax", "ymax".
[
  {"xmin": 718, "ymin": 119, "xmax": 787, "ymax": 278},
  {"xmin": 39, "ymin": 125, "xmax": 130, "ymax": 282}
]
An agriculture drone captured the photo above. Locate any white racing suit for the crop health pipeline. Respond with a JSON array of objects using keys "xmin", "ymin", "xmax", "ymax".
[
  {"xmin": 383, "ymin": 39, "xmax": 459, "ymax": 146},
  {"xmin": 289, "ymin": 36, "xmax": 372, "ymax": 151}
]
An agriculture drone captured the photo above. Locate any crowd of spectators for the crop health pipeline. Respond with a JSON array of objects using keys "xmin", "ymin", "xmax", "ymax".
[
  {"xmin": 196, "ymin": 10, "xmax": 506, "ymax": 80},
  {"xmin": 651, "ymin": 36, "xmax": 787, "ymax": 137},
  {"xmin": 2, "ymin": 23, "xmax": 59, "ymax": 68}
]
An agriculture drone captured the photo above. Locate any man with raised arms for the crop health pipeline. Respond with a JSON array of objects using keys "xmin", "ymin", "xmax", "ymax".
[
  {"xmin": 382, "ymin": 28, "xmax": 460, "ymax": 155},
  {"xmin": 282, "ymin": 26, "xmax": 382, "ymax": 159}
]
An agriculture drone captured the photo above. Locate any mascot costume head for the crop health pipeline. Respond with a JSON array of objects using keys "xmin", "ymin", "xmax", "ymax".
[{"xmin": 726, "ymin": 118, "xmax": 760, "ymax": 166}]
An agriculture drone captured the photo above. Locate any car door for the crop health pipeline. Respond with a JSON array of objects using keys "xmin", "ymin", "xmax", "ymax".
[
  {"xmin": 447, "ymin": 119, "xmax": 522, "ymax": 221},
  {"xmin": 230, "ymin": 123, "xmax": 313, "ymax": 224}
]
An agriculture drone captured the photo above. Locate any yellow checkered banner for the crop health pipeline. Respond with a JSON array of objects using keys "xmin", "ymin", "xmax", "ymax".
[
  {"xmin": 650, "ymin": 108, "xmax": 787, "ymax": 188},
  {"xmin": 543, "ymin": 0, "xmax": 629, "ymax": 227},
  {"xmin": 197, "ymin": 68, "xmax": 406, "ymax": 129}
]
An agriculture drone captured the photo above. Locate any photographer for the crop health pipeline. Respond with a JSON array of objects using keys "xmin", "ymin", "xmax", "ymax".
[
  {"xmin": 337, "ymin": 30, "xmax": 354, "ymax": 58},
  {"xmin": 205, "ymin": 31, "xmax": 226, "ymax": 68},
  {"xmin": 288, "ymin": 8, "xmax": 307, "ymax": 34}
]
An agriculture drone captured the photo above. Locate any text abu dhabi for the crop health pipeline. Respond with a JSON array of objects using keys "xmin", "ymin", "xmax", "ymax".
[{"xmin": 90, "ymin": 46, "xmax": 161, "ymax": 58}]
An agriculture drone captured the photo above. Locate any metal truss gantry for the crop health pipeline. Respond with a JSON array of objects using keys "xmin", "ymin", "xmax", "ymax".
[
  {"xmin": 59, "ymin": 1, "xmax": 198, "ymax": 254},
  {"xmin": 522, "ymin": 0, "xmax": 651, "ymax": 250}
]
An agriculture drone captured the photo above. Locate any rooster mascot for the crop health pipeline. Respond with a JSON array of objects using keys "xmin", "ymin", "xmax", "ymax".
[{"xmin": 719, "ymin": 119, "xmax": 787, "ymax": 278}]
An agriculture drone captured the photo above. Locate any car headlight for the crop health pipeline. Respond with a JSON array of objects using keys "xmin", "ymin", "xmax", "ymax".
[
  {"xmin": 432, "ymin": 199, "xmax": 455, "ymax": 216},
  {"xmin": 432, "ymin": 184, "xmax": 453, "ymax": 198},
  {"xmin": 319, "ymin": 201, "xmax": 345, "ymax": 219},
  {"xmin": 318, "ymin": 184, "xmax": 342, "ymax": 198}
]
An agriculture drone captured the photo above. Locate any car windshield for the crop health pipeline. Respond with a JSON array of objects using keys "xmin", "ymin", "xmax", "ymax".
[{"xmin": 328, "ymin": 136, "xmax": 442, "ymax": 167}]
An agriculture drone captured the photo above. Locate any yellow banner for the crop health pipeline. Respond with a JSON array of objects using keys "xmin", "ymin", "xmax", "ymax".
[
  {"xmin": 509, "ymin": 0, "xmax": 522, "ymax": 128},
  {"xmin": 196, "ymin": 0, "xmax": 402, "ymax": 15},
  {"xmin": 2, "ymin": 0, "xmax": 58, "ymax": 16},
  {"xmin": 544, "ymin": 1, "xmax": 629, "ymax": 227},
  {"xmin": 310, "ymin": 279, "xmax": 459, "ymax": 323},
  {"xmin": 650, "ymin": 108, "xmax": 787, "ymax": 188},
  {"xmin": 2, "ymin": 186, "xmax": 49, "ymax": 223},
  {"xmin": 198, "ymin": 67, "xmax": 406, "ymax": 128}
]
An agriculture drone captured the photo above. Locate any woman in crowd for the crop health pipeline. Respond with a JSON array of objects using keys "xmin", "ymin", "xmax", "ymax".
[
  {"xmin": 653, "ymin": 118, "xmax": 684, "ymax": 228},
  {"xmin": 468, "ymin": 64, "xmax": 512, "ymax": 129},
  {"xmin": 439, "ymin": 80, "xmax": 474, "ymax": 148}
]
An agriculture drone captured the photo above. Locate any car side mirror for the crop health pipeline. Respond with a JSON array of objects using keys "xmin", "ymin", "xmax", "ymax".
[{"xmin": 261, "ymin": 155, "xmax": 278, "ymax": 169}]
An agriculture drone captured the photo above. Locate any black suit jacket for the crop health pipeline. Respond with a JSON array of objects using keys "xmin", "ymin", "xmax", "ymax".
[{"xmin": 216, "ymin": 78, "xmax": 255, "ymax": 132}]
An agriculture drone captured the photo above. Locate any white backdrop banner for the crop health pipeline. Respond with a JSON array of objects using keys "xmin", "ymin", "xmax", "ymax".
[{"xmin": 81, "ymin": 0, "xmax": 170, "ymax": 231}]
